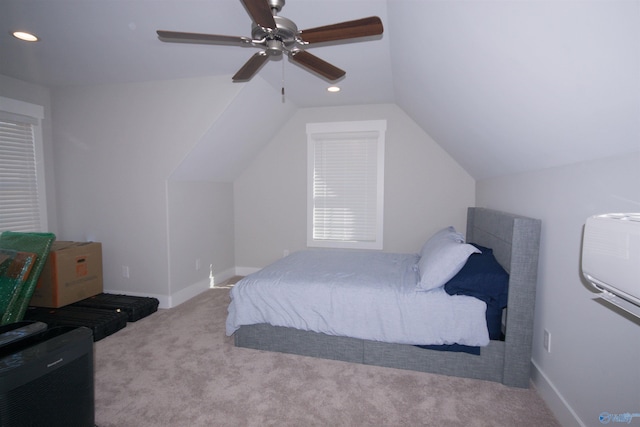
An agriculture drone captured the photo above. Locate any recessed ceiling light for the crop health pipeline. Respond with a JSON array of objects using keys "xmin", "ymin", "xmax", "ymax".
[
  {"xmin": 12, "ymin": 31, "xmax": 39, "ymax": 42},
  {"xmin": 327, "ymin": 86, "xmax": 340, "ymax": 93}
]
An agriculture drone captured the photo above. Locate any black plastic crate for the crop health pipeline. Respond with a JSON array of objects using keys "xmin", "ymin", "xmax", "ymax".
[
  {"xmin": 23, "ymin": 305, "xmax": 127, "ymax": 341},
  {"xmin": 71, "ymin": 293, "xmax": 159, "ymax": 322}
]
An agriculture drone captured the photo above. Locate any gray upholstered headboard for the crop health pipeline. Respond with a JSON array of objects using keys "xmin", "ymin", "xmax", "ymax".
[{"xmin": 466, "ymin": 207, "xmax": 542, "ymax": 386}]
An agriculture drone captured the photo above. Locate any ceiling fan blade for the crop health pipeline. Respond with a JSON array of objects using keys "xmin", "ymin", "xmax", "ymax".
[
  {"xmin": 240, "ymin": 0, "xmax": 276, "ymax": 29},
  {"xmin": 233, "ymin": 52, "xmax": 270, "ymax": 81},
  {"xmin": 300, "ymin": 16, "xmax": 383, "ymax": 44},
  {"xmin": 157, "ymin": 30, "xmax": 251, "ymax": 46},
  {"xmin": 290, "ymin": 50, "xmax": 345, "ymax": 81}
]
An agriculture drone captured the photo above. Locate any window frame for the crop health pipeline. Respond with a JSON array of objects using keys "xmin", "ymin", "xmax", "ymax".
[
  {"xmin": 0, "ymin": 96, "xmax": 47, "ymax": 232},
  {"xmin": 306, "ymin": 120, "xmax": 386, "ymax": 250}
]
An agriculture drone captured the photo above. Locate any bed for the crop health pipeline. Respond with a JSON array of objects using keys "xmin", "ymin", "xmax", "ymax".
[{"xmin": 228, "ymin": 207, "xmax": 541, "ymax": 388}]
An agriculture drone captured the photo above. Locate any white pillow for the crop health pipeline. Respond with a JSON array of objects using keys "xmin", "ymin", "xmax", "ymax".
[
  {"xmin": 417, "ymin": 239, "xmax": 480, "ymax": 291},
  {"xmin": 419, "ymin": 226, "xmax": 464, "ymax": 259}
]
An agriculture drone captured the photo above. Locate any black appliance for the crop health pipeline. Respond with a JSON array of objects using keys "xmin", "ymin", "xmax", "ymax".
[{"xmin": 0, "ymin": 321, "xmax": 94, "ymax": 426}]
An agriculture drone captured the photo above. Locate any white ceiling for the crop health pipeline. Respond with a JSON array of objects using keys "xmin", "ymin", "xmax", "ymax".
[
  {"xmin": 0, "ymin": 0, "xmax": 394, "ymax": 107},
  {"xmin": 2, "ymin": 0, "xmax": 639, "ymax": 180}
]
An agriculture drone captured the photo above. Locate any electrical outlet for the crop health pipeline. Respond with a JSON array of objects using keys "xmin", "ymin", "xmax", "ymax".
[
  {"xmin": 122, "ymin": 265, "xmax": 130, "ymax": 279},
  {"xmin": 543, "ymin": 329, "xmax": 551, "ymax": 353},
  {"xmin": 283, "ymin": 249, "xmax": 289, "ymax": 257},
  {"xmin": 196, "ymin": 258, "xmax": 201, "ymax": 271}
]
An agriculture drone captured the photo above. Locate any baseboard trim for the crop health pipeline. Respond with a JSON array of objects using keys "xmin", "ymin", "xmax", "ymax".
[
  {"xmin": 106, "ymin": 276, "xmax": 218, "ymax": 310},
  {"xmin": 531, "ymin": 360, "xmax": 585, "ymax": 427},
  {"xmin": 104, "ymin": 267, "xmax": 253, "ymax": 309},
  {"xmin": 166, "ymin": 268, "xmax": 238, "ymax": 308},
  {"xmin": 169, "ymin": 278, "xmax": 212, "ymax": 308},
  {"xmin": 211, "ymin": 267, "xmax": 236, "ymax": 287}
]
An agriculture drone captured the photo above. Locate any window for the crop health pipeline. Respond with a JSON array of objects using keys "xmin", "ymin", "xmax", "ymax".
[
  {"xmin": 0, "ymin": 97, "xmax": 46, "ymax": 232},
  {"xmin": 307, "ymin": 120, "xmax": 386, "ymax": 250}
]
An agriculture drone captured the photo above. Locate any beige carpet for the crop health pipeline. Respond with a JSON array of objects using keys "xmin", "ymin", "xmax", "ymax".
[{"xmin": 94, "ymin": 286, "xmax": 560, "ymax": 427}]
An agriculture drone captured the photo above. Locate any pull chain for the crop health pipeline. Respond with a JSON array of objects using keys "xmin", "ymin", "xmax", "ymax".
[{"xmin": 281, "ymin": 57, "xmax": 286, "ymax": 102}]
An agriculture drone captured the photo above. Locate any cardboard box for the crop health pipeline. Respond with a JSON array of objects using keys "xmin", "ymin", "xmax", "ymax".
[{"xmin": 30, "ymin": 241, "xmax": 103, "ymax": 308}]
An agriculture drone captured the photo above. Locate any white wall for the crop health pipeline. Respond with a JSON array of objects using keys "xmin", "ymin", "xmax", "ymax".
[
  {"xmin": 477, "ymin": 152, "xmax": 640, "ymax": 427},
  {"xmin": 51, "ymin": 76, "xmax": 241, "ymax": 306},
  {"xmin": 0, "ymin": 75, "xmax": 58, "ymax": 234},
  {"xmin": 167, "ymin": 180, "xmax": 235, "ymax": 303},
  {"xmin": 234, "ymin": 103, "xmax": 476, "ymax": 269}
]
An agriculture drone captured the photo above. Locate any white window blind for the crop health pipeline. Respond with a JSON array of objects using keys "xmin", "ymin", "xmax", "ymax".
[
  {"xmin": 0, "ymin": 100, "xmax": 45, "ymax": 232},
  {"xmin": 307, "ymin": 120, "xmax": 386, "ymax": 250}
]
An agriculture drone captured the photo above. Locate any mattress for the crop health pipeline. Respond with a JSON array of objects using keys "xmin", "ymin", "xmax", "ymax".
[{"xmin": 226, "ymin": 249, "xmax": 489, "ymax": 347}]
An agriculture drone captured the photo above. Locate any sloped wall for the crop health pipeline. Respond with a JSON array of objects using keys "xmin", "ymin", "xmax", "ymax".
[
  {"xmin": 389, "ymin": 1, "xmax": 640, "ymax": 180},
  {"xmin": 170, "ymin": 77, "xmax": 297, "ymax": 182}
]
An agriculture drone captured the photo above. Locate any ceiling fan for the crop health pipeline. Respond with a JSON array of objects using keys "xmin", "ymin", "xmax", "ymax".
[{"xmin": 156, "ymin": 0, "xmax": 383, "ymax": 82}]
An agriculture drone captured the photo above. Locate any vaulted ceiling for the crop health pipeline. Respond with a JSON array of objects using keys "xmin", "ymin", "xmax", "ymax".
[{"xmin": 2, "ymin": 0, "xmax": 638, "ymax": 180}]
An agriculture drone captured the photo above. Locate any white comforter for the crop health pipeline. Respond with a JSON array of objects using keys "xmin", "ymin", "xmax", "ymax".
[{"xmin": 226, "ymin": 249, "xmax": 489, "ymax": 347}]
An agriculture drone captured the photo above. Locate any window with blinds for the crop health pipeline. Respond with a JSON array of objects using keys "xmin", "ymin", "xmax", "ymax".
[
  {"xmin": 307, "ymin": 120, "xmax": 386, "ymax": 250},
  {"xmin": 0, "ymin": 97, "xmax": 46, "ymax": 232}
]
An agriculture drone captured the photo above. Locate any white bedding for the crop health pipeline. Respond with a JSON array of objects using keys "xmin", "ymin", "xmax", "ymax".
[{"xmin": 226, "ymin": 249, "xmax": 489, "ymax": 347}]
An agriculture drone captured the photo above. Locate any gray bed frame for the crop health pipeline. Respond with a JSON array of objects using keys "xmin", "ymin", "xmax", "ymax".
[{"xmin": 234, "ymin": 207, "xmax": 541, "ymax": 388}]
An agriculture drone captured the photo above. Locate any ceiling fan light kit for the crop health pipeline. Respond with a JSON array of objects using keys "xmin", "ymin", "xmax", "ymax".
[{"xmin": 157, "ymin": 0, "xmax": 383, "ymax": 82}]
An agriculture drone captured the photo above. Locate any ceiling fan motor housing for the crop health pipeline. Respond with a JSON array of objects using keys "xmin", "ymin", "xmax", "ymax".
[{"xmin": 252, "ymin": 15, "xmax": 298, "ymax": 56}]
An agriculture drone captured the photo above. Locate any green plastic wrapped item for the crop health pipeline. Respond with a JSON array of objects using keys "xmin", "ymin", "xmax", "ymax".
[
  {"xmin": 0, "ymin": 231, "xmax": 56, "ymax": 324},
  {"xmin": 0, "ymin": 252, "xmax": 12, "ymax": 276},
  {"xmin": 0, "ymin": 249, "xmax": 37, "ymax": 324}
]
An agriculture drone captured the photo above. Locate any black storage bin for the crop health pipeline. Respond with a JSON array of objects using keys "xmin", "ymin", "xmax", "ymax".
[
  {"xmin": 71, "ymin": 293, "xmax": 159, "ymax": 322},
  {"xmin": 23, "ymin": 305, "xmax": 127, "ymax": 341}
]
